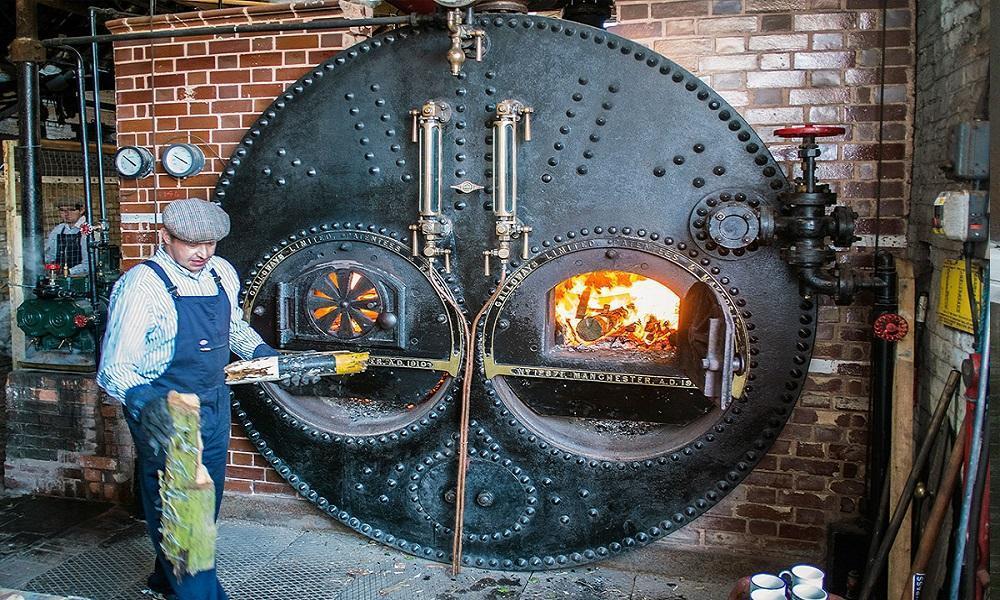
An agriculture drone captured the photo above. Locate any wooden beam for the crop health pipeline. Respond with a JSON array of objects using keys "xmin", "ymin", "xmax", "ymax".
[
  {"xmin": 3, "ymin": 140, "xmax": 27, "ymax": 368},
  {"xmin": 888, "ymin": 258, "xmax": 915, "ymax": 600},
  {"xmin": 40, "ymin": 138, "xmax": 118, "ymax": 155}
]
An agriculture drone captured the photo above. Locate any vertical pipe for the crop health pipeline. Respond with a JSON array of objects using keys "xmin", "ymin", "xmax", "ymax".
[
  {"xmin": 16, "ymin": 62, "xmax": 43, "ymax": 287},
  {"xmin": 868, "ymin": 250, "xmax": 897, "ymax": 515},
  {"xmin": 61, "ymin": 47, "xmax": 98, "ymax": 310},
  {"xmin": 14, "ymin": 0, "xmax": 44, "ymax": 287},
  {"xmin": 88, "ymin": 8, "xmax": 108, "ymax": 225}
]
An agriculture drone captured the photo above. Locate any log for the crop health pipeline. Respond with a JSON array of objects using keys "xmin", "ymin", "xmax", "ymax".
[{"xmin": 159, "ymin": 391, "xmax": 216, "ymax": 578}]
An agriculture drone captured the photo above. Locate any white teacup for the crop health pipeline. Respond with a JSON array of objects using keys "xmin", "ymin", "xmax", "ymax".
[
  {"xmin": 750, "ymin": 573, "xmax": 787, "ymax": 593},
  {"xmin": 750, "ymin": 589, "xmax": 787, "ymax": 600},
  {"xmin": 791, "ymin": 583, "xmax": 828, "ymax": 600},
  {"xmin": 780, "ymin": 564, "xmax": 825, "ymax": 590}
]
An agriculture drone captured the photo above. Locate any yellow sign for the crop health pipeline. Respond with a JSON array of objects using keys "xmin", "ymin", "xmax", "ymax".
[{"xmin": 937, "ymin": 259, "xmax": 982, "ymax": 334}]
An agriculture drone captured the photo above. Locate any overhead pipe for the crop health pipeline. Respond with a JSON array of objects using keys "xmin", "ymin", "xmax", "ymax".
[{"xmin": 40, "ymin": 14, "xmax": 431, "ymax": 47}]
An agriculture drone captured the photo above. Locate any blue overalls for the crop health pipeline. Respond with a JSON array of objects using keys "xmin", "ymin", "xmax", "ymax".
[{"xmin": 125, "ymin": 260, "xmax": 231, "ymax": 600}]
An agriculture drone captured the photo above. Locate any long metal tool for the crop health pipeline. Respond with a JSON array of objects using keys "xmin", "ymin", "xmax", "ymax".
[
  {"xmin": 899, "ymin": 415, "xmax": 967, "ymax": 600},
  {"xmin": 947, "ymin": 300, "xmax": 990, "ymax": 598},
  {"xmin": 858, "ymin": 369, "xmax": 961, "ymax": 600}
]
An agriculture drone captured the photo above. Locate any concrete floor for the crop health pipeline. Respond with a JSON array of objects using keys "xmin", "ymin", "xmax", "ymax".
[{"xmin": 0, "ymin": 494, "xmax": 787, "ymax": 599}]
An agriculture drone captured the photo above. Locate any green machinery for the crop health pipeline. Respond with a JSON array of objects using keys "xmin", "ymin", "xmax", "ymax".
[{"xmin": 16, "ymin": 240, "xmax": 120, "ymax": 365}]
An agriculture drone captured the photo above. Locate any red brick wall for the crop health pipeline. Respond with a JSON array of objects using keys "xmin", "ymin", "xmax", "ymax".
[
  {"xmin": 109, "ymin": 2, "xmax": 358, "ymax": 270},
  {"xmin": 106, "ymin": 0, "xmax": 915, "ymax": 559},
  {"xmin": 605, "ymin": 0, "xmax": 913, "ymax": 557},
  {"xmin": 4, "ymin": 371, "xmax": 134, "ymax": 502}
]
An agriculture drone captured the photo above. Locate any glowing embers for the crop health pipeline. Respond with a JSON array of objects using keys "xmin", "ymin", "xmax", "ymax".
[
  {"xmin": 553, "ymin": 271, "xmax": 680, "ymax": 353},
  {"xmin": 307, "ymin": 269, "xmax": 384, "ymax": 340}
]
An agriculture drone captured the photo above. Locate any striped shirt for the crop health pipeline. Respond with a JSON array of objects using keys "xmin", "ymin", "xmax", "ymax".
[{"xmin": 96, "ymin": 246, "xmax": 267, "ymax": 404}]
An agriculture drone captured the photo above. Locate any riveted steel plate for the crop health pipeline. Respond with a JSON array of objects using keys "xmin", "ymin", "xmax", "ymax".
[{"xmin": 216, "ymin": 14, "xmax": 814, "ymax": 570}]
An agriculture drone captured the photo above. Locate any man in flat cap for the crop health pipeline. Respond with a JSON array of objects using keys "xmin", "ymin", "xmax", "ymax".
[{"xmin": 98, "ymin": 198, "xmax": 282, "ymax": 600}]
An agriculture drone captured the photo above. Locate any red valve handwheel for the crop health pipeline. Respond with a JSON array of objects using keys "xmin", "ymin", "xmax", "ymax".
[
  {"xmin": 774, "ymin": 125, "xmax": 846, "ymax": 138},
  {"xmin": 44, "ymin": 263, "xmax": 60, "ymax": 272},
  {"xmin": 73, "ymin": 314, "xmax": 90, "ymax": 328},
  {"xmin": 873, "ymin": 313, "xmax": 909, "ymax": 342}
]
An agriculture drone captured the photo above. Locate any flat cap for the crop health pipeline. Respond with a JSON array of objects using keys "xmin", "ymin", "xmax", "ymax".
[{"xmin": 162, "ymin": 198, "xmax": 230, "ymax": 242}]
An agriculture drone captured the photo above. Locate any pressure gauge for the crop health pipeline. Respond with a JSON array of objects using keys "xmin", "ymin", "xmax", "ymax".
[
  {"xmin": 113, "ymin": 145, "xmax": 155, "ymax": 179},
  {"xmin": 161, "ymin": 143, "xmax": 206, "ymax": 179}
]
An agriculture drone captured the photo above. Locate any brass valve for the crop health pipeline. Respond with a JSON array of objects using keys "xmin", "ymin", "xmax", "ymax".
[{"xmin": 446, "ymin": 9, "xmax": 486, "ymax": 77}]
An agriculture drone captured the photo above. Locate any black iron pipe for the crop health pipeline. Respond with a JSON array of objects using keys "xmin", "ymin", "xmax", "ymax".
[
  {"xmin": 41, "ymin": 14, "xmax": 431, "ymax": 47},
  {"xmin": 858, "ymin": 370, "xmax": 961, "ymax": 600},
  {"xmin": 867, "ymin": 250, "xmax": 897, "ymax": 518},
  {"xmin": 16, "ymin": 62, "xmax": 44, "ymax": 287},
  {"xmin": 88, "ymin": 7, "xmax": 109, "ymax": 226},
  {"xmin": 60, "ymin": 46, "xmax": 100, "ymax": 311},
  {"xmin": 14, "ymin": 0, "xmax": 45, "ymax": 287}
]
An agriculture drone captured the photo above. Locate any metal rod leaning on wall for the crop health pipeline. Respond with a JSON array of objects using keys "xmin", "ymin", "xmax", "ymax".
[
  {"xmin": 898, "ymin": 414, "xmax": 966, "ymax": 600},
  {"xmin": 948, "ymin": 300, "xmax": 991, "ymax": 598},
  {"xmin": 858, "ymin": 369, "xmax": 962, "ymax": 600},
  {"xmin": 39, "ymin": 14, "xmax": 432, "ymax": 47},
  {"xmin": 59, "ymin": 45, "xmax": 100, "ymax": 312}
]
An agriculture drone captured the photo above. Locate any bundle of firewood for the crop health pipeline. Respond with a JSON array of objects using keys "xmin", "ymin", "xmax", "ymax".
[{"xmin": 159, "ymin": 391, "xmax": 216, "ymax": 578}]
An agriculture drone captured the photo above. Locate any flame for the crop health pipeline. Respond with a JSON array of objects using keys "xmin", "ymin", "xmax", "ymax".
[{"xmin": 553, "ymin": 270, "xmax": 680, "ymax": 350}]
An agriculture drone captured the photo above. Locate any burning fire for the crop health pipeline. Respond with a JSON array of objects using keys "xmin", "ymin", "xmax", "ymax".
[{"xmin": 553, "ymin": 271, "xmax": 680, "ymax": 351}]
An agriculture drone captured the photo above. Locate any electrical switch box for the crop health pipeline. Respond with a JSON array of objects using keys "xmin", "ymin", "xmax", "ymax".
[
  {"xmin": 932, "ymin": 190, "xmax": 989, "ymax": 241},
  {"xmin": 950, "ymin": 121, "xmax": 990, "ymax": 180}
]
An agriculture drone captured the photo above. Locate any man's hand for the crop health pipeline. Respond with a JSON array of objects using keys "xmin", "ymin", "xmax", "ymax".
[{"xmin": 139, "ymin": 396, "xmax": 174, "ymax": 455}]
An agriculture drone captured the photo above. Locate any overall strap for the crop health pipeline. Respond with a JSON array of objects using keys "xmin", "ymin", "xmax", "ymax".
[
  {"xmin": 142, "ymin": 260, "xmax": 179, "ymax": 298},
  {"xmin": 209, "ymin": 268, "xmax": 223, "ymax": 292}
]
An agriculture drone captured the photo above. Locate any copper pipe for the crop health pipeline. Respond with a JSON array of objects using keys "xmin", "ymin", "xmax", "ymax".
[
  {"xmin": 450, "ymin": 266, "xmax": 507, "ymax": 575},
  {"xmin": 899, "ymin": 416, "xmax": 967, "ymax": 600}
]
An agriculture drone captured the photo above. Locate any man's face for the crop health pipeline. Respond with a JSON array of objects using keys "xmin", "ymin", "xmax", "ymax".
[
  {"xmin": 160, "ymin": 229, "xmax": 216, "ymax": 272},
  {"xmin": 58, "ymin": 206, "xmax": 84, "ymax": 225}
]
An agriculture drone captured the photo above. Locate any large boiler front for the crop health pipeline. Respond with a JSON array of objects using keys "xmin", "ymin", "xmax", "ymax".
[{"xmin": 217, "ymin": 16, "xmax": 825, "ymax": 569}]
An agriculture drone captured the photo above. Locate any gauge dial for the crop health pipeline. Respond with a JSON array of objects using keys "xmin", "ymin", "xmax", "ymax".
[
  {"xmin": 161, "ymin": 143, "xmax": 206, "ymax": 179},
  {"xmin": 113, "ymin": 146, "xmax": 155, "ymax": 179}
]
